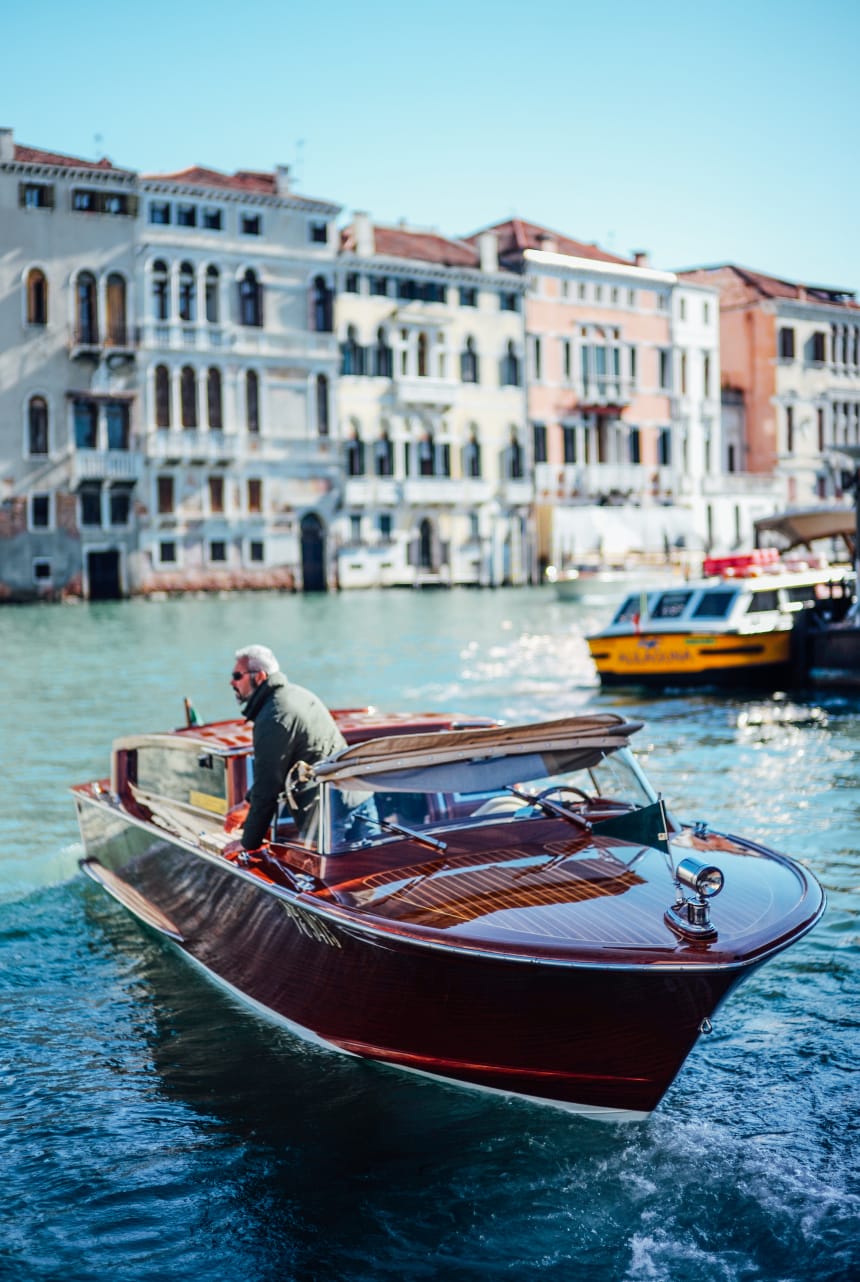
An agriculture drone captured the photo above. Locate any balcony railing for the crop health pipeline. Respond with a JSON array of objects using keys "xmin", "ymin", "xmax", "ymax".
[
  {"xmin": 71, "ymin": 449, "xmax": 143, "ymax": 485},
  {"xmin": 145, "ymin": 430, "xmax": 239, "ymax": 464},
  {"xmin": 392, "ymin": 374, "xmax": 459, "ymax": 408}
]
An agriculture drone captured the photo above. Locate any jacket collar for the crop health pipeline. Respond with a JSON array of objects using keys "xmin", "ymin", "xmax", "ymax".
[{"xmin": 242, "ymin": 669, "xmax": 287, "ymax": 721}]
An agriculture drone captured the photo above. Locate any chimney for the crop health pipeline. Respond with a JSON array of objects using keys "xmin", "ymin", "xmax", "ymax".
[
  {"xmin": 275, "ymin": 164, "xmax": 291, "ymax": 196},
  {"xmin": 353, "ymin": 211, "xmax": 375, "ymax": 256},
  {"xmin": 538, "ymin": 232, "xmax": 558, "ymax": 253},
  {"xmin": 0, "ymin": 128, "xmax": 14, "ymax": 163},
  {"xmin": 797, "ymin": 285, "xmax": 807, "ymax": 301},
  {"xmin": 633, "ymin": 250, "xmax": 650, "ymax": 268},
  {"xmin": 478, "ymin": 230, "xmax": 498, "ymax": 273}
]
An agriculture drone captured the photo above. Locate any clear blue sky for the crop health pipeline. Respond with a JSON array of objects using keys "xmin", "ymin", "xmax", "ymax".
[{"xmin": 5, "ymin": 0, "xmax": 859, "ymax": 289}]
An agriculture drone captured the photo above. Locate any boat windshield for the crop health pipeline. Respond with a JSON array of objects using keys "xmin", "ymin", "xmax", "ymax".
[{"xmin": 324, "ymin": 745, "xmax": 656, "ymax": 853}]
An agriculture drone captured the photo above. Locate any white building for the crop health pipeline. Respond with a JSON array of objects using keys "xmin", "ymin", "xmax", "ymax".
[
  {"xmin": 334, "ymin": 216, "xmax": 533, "ymax": 587},
  {"xmin": 135, "ymin": 164, "xmax": 341, "ymax": 591},
  {"xmin": 0, "ymin": 127, "xmax": 344, "ymax": 599},
  {"xmin": 0, "ymin": 129, "xmax": 141, "ymax": 600}
]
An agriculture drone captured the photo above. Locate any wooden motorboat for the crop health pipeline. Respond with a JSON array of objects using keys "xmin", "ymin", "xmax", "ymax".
[
  {"xmin": 72, "ymin": 708, "xmax": 824, "ymax": 1120},
  {"xmin": 587, "ymin": 549, "xmax": 854, "ymax": 690}
]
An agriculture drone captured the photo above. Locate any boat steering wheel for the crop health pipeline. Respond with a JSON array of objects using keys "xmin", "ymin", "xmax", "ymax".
[{"xmin": 534, "ymin": 784, "xmax": 594, "ymax": 806}]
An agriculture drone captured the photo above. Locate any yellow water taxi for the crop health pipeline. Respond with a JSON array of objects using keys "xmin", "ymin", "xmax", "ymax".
[{"xmin": 587, "ymin": 550, "xmax": 854, "ymax": 690}]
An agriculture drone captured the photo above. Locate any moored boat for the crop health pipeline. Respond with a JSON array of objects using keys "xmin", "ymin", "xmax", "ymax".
[
  {"xmin": 72, "ymin": 707, "xmax": 824, "ymax": 1120},
  {"xmin": 587, "ymin": 549, "xmax": 853, "ymax": 690},
  {"xmin": 546, "ymin": 560, "xmax": 685, "ymax": 604}
]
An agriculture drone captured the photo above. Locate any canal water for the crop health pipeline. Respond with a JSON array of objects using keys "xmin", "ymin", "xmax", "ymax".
[{"xmin": 0, "ymin": 588, "xmax": 857, "ymax": 1282}]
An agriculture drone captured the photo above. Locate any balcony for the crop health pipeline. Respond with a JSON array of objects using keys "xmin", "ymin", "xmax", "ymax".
[
  {"xmin": 145, "ymin": 430, "xmax": 239, "ymax": 465},
  {"xmin": 392, "ymin": 373, "xmax": 458, "ymax": 409},
  {"xmin": 500, "ymin": 478, "xmax": 533, "ymax": 506},
  {"xmin": 578, "ymin": 378, "xmax": 634, "ymax": 409},
  {"xmin": 69, "ymin": 325, "xmax": 136, "ymax": 362},
  {"xmin": 71, "ymin": 449, "xmax": 143, "ymax": 486},
  {"xmin": 343, "ymin": 477, "xmax": 401, "ymax": 506},
  {"xmin": 701, "ymin": 472, "xmax": 784, "ymax": 497},
  {"xmin": 404, "ymin": 476, "xmax": 494, "ymax": 505}
]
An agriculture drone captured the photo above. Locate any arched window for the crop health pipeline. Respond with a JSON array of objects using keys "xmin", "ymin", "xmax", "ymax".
[
  {"xmin": 464, "ymin": 426, "xmax": 482, "ymax": 478},
  {"xmin": 106, "ymin": 273, "xmax": 127, "ymax": 345},
  {"xmin": 76, "ymin": 271, "xmax": 98, "ymax": 344},
  {"xmin": 246, "ymin": 370, "xmax": 260, "ymax": 433},
  {"xmin": 311, "ymin": 276, "xmax": 332, "ymax": 332},
  {"xmin": 26, "ymin": 268, "xmax": 48, "ymax": 326},
  {"xmin": 374, "ymin": 430, "xmax": 394, "ymax": 476},
  {"xmin": 460, "ymin": 336, "xmax": 479, "ymax": 384},
  {"xmin": 152, "ymin": 260, "xmax": 169, "ymax": 321},
  {"xmin": 501, "ymin": 341, "xmax": 521, "ymax": 387},
  {"xmin": 205, "ymin": 266, "xmax": 220, "ymax": 323},
  {"xmin": 181, "ymin": 365, "xmax": 198, "ymax": 428},
  {"xmin": 155, "ymin": 365, "xmax": 171, "ymax": 428},
  {"xmin": 419, "ymin": 432, "xmax": 435, "ymax": 476},
  {"xmin": 207, "ymin": 368, "xmax": 223, "ymax": 430},
  {"xmin": 346, "ymin": 421, "xmax": 366, "ymax": 476},
  {"xmin": 436, "ymin": 333, "xmax": 447, "ymax": 379},
  {"xmin": 417, "ymin": 332, "xmax": 428, "ymax": 377},
  {"xmin": 28, "ymin": 396, "xmax": 49, "ymax": 455},
  {"xmin": 373, "ymin": 327, "xmax": 392, "ymax": 377},
  {"xmin": 316, "ymin": 374, "xmax": 329, "ymax": 435},
  {"xmin": 240, "ymin": 269, "xmax": 263, "ymax": 327},
  {"xmin": 179, "ymin": 262, "xmax": 196, "ymax": 323},
  {"xmin": 341, "ymin": 325, "xmax": 365, "ymax": 376},
  {"xmin": 509, "ymin": 428, "xmax": 524, "ymax": 479}
]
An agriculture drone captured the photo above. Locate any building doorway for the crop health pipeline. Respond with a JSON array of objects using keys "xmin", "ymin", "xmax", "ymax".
[
  {"xmin": 418, "ymin": 518, "xmax": 434, "ymax": 570},
  {"xmin": 300, "ymin": 513, "xmax": 327, "ymax": 592},
  {"xmin": 87, "ymin": 549, "xmax": 122, "ymax": 600}
]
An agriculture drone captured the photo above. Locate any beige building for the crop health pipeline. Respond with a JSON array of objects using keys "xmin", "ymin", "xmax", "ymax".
[{"xmin": 334, "ymin": 217, "xmax": 532, "ymax": 587}]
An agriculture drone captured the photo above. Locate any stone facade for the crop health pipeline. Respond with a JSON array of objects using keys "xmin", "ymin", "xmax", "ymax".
[
  {"xmin": 681, "ymin": 265, "xmax": 860, "ymax": 507},
  {"xmin": 334, "ymin": 217, "xmax": 532, "ymax": 586}
]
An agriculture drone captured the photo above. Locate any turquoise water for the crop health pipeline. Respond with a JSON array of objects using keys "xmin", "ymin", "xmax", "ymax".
[{"xmin": 0, "ymin": 588, "xmax": 857, "ymax": 1281}]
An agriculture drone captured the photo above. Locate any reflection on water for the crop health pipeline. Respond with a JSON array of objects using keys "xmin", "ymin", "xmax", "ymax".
[{"xmin": 0, "ymin": 588, "xmax": 858, "ymax": 1281}]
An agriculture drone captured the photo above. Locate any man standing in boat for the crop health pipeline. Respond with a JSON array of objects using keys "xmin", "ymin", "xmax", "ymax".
[{"xmin": 229, "ymin": 644, "xmax": 352, "ymax": 850}]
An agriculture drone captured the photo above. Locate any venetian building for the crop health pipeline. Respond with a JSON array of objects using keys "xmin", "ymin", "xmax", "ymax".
[
  {"xmin": 471, "ymin": 220, "xmax": 718, "ymax": 570},
  {"xmin": 680, "ymin": 265, "xmax": 860, "ymax": 510},
  {"xmin": 334, "ymin": 216, "xmax": 532, "ymax": 587},
  {"xmin": 135, "ymin": 164, "xmax": 341, "ymax": 592},
  {"xmin": 0, "ymin": 128, "xmax": 140, "ymax": 600}
]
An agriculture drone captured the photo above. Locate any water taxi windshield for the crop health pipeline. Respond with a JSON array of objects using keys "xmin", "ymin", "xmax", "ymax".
[{"xmin": 325, "ymin": 746, "xmax": 655, "ymax": 853}]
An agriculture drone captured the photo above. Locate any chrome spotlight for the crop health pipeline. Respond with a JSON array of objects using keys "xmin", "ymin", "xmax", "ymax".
[
  {"xmin": 676, "ymin": 857, "xmax": 724, "ymax": 899},
  {"xmin": 665, "ymin": 856, "xmax": 725, "ymax": 940}
]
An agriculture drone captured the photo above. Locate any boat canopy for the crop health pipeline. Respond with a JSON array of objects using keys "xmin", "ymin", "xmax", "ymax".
[
  {"xmin": 315, "ymin": 714, "xmax": 643, "ymax": 786},
  {"xmin": 754, "ymin": 506, "xmax": 856, "ymax": 555}
]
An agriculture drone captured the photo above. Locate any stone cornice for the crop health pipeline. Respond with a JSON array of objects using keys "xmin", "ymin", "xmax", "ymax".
[
  {"xmin": 2, "ymin": 160, "xmax": 136, "ymax": 185},
  {"xmin": 338, "ymin": 251, "xmax": 525, "ymax": 290},
  {"xmin": 524, "ymin": 248, "xmax": 676, "ymax": 286},
  {"xmin": 141, "ymin": 179, "xmax": 339, "ymax": 215}
]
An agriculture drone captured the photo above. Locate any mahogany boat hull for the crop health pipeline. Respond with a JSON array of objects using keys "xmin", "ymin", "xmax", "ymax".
[{"xmin": 75, "ymin": 793, "xmax": 764, "ymax": 1120}]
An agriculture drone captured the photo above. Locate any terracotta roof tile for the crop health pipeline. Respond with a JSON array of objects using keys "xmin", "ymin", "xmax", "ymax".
[
  {"xmin": 13, "ymin": 143, "xmax": 127, "ymax": 172},
  {"xmin": 342, "ymin": 222, "xmax": 479, "ymax": 268},
  {"xmin": 468, "ymin": 218, "xmax": 633, "ymax": 267},
  {"xmin": 143, "ymin": 165, "xmax": 277, "ymax": 194},
  {"xmin": 680, "ymin": 264, "xmax": 858, "ymax": 310}
]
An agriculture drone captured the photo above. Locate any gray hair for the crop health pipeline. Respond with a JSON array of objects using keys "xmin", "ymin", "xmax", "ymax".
[{"xmin": 234, "ymin": 644, "xmax": 280, "ymax": 676}]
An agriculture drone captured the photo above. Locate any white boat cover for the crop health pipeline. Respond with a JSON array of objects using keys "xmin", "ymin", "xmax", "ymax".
[{"xmin": 314, "ymin": 714, "xmax": 643, "ymax": 784}]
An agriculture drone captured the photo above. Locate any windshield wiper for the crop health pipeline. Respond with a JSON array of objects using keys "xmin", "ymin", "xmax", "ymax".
[
  {"xmin": 505, "ymin": 786, "xmax": 591, "ymax": 831},
  {"xmin": 367, "ymin": 818, "xmax": 448, "ymax": 854}
]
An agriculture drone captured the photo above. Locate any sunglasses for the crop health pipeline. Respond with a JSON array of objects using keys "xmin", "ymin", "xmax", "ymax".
[{"xmin": 231, "ymin": 669, "xmax": 253, "ymax": 681}]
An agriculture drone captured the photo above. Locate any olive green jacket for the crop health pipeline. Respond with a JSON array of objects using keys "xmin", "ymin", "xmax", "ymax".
[{"xmin": 241, "ymin": 673, "xmax": 346, "ymax": 849}]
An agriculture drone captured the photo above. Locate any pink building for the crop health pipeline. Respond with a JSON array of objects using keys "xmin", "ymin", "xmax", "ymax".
[{"xmin": 471, "ymin": 220, "xmax": 679, "ymax": 567}]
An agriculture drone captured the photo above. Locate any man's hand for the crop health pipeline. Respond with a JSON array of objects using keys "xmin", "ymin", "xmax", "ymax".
[{"xmin": 224, "ymin": 800, "xmax": 250, "ymax": 834}]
